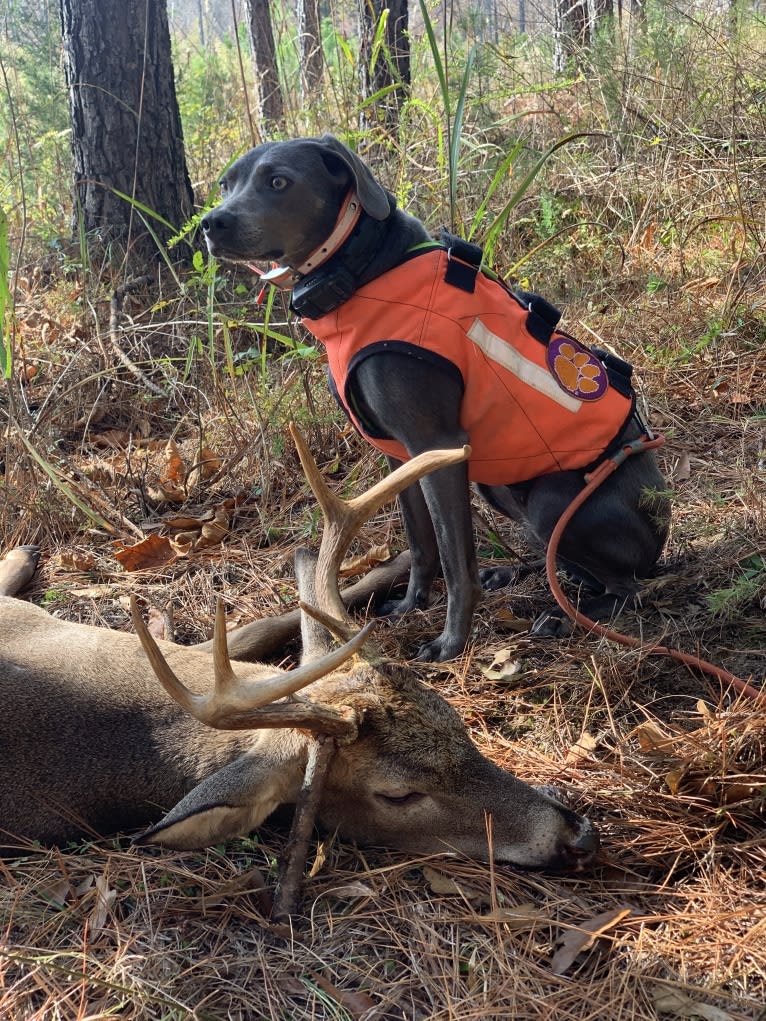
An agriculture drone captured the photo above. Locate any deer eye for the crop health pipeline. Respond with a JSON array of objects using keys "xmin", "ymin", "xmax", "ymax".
[
  {"xmin": 376, "ymin": 791, "xmax": 424, "ymax": 806},
  {"xmin": 270, "ymin": 175, "xmax": 289, "ymax": 191}
]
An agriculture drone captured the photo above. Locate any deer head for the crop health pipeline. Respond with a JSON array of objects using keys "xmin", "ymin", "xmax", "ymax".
[{"xmin": 125, "ymin": 430, "xmax": 598, "ymax": 871}]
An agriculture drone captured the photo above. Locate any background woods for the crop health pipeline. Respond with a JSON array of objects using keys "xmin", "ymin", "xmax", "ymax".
[{"xmin": 2, "ymin": 0, "xmax": 766, "ymax": 1018}]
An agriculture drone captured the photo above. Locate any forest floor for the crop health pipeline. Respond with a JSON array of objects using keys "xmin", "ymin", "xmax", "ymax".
[{"xmin": 1, "ymin": 238, "xmax": 764, "ymax": 1020}]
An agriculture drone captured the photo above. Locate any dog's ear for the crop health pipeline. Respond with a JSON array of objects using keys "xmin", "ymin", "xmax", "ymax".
[{"xmin": 315, "ymin": 134, "xmax": 391, "ymax": 221}]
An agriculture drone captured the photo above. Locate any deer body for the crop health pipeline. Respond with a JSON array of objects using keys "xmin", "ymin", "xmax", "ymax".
[
  {"xmin": 0, "ymin": 441, "xmax": 598, "ymax": 871},
  {"xmin": 0, "ymin": 587, "xmax": 597, "ymax": 869}
]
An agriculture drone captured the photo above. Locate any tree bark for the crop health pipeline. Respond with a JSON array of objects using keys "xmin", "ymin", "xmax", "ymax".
[
  {"xmin": 297, "ymin": 0, "xmax": 324, "ymax": 98},
  {"xmin": 59, "ymin": 0, "xmax": 194, "ymax": 265},
  {"xmin": 359, "ymin": 0, "xmax": 410, "ymax": 128},
  {"xmin": 246, "ymin": 0, "xmax": 284, "ymax": 125}
]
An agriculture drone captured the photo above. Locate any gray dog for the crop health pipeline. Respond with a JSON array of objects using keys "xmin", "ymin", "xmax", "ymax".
[{"xmin": 202, "ymin": 134, "xmax": 670, "ymax": 661}]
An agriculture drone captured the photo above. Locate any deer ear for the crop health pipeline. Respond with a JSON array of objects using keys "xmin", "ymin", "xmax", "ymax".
[{"xmin": 133, "ymin": 751, "xmax": 304, "ymax": 850}]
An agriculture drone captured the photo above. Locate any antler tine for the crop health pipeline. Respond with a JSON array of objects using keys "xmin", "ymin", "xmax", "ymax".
[
  {"xmin": 212, "ymin": 597, "xmax": 239, "ymax": 695},
  {"xmin": 289, "ymin": 421, "xmax": 471, "ymax": 622},
  {"xmin": 131, "ymin": 594, "xmax": 375, "ymax": 732}
]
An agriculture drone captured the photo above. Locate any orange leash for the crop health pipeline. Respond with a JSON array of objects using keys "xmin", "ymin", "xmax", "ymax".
[{"xmin": 545, "ymin": 434, "xmax": 765, "ymax": 706}]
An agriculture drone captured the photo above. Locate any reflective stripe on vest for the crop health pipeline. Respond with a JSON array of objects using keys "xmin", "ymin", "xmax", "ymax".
[{"xmin": 303, "ymin": 248, "xmax": 634, "ymax": 485}]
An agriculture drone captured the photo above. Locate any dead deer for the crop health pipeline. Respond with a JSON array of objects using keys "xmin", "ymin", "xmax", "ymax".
[{"xmin": 0, "ymin": 431, "xmax": 598, "ymax": 874}]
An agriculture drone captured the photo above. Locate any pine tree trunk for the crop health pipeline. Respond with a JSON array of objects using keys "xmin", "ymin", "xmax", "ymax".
[
  {"xmin": 359, "ymin": 0, "xmax": 410, "ymax": 128},
  {"xmin": 297, "ymin": 0, "xmax": 324, "ymax": 98},
  {"xmin": 246, "ymin": 0, "xmax": 284, "ymax": 125},
  {"xmin": 59, "ymin": 0, "xmax": 194, "ymax": 265}
]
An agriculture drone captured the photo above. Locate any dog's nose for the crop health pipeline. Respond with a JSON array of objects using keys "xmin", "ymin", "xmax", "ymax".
[{"xmin": 201, "ymin": 210, "xmax": 232, "ymax": 235}]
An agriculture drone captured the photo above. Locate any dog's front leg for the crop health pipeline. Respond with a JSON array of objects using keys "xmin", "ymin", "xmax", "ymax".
[
  {"xmin": 410, "ymin": 458, "xmax": 482, "ymax": 661},
  {"xmin": 378, "ymin": 455, "xmax": 441, "ymax": 617},
  {"xmin": 350, "ymin": 353, "xmax": 481, "ymax": 660}
]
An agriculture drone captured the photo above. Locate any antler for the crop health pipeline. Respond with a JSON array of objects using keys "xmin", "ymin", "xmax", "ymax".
[
  {"xmin": 288, "ymin": 422, "xmax": 471, "ymax": 623},
  {"xmin": 130, "ymin": 595, "xmax": 372, "ymax": 738}
]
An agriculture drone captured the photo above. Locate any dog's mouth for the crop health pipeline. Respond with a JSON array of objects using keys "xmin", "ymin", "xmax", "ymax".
[{"xmin": 205, "ymin": 237, "xmax": 285, "ymax": 265}]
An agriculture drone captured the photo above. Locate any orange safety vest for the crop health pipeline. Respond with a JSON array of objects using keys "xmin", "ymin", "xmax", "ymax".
[{"xmin": 303, "ymin": 247, "xmax": 635, "ymax": 486}]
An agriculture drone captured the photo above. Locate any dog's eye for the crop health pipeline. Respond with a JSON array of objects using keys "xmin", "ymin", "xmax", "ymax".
[{"xmin": 270, "ymin": 175, "xmax": 289, "ymax": 191}]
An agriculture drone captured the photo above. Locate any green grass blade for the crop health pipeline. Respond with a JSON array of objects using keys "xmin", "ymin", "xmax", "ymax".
[
  {"xmin": 0, "ymin": 206, "xmax": 11, "ymax": 378},
  {"xmin": 482, "ymin": 131, "xmax": 607, "ymax": 262},
  {"xmin": 418, "ymin": 0, "xmax": 449, "ymax": 117},
  {"xmin": 449, "ymin": 45, "xmax": 476, "ymax": 222}
]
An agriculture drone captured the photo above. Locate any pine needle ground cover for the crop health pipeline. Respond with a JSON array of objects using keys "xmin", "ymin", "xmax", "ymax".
[{"xmin": 2, "ymin": 6, "xmax": 766, "ymax": 1019}]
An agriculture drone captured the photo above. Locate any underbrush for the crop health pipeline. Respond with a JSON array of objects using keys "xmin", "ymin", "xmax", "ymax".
[{"xmin": 1, "ymin": 2, "xmax": 766, "ymax": 1019}]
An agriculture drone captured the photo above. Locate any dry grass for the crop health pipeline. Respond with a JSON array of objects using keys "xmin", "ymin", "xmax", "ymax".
[{"xmin": 3, "ymin": 8, "xmax": 766, "ymax": 1018}]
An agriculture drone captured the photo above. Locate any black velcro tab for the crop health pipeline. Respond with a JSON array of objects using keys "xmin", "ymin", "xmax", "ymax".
[{"xmin": 440, "ymin": 229, "xmax": 483, "ymax": 293}]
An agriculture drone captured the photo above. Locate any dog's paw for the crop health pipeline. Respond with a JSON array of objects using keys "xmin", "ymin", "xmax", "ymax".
[
  {"xmin": 529, "ymin": 609, "xmax": 574, "ymax": 638},
  {"xmin": 413, "ymin": 633, "xmax": 466, "ymax": 662},
  {"xmin": 479, "ymin": 566, "xmax": 517, "ymax": 591}
]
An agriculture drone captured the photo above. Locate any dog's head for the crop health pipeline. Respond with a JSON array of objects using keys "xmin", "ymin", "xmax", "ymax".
[{"xmin": 202, "ymin": 135, "xmax": 391, "ymax": 269}]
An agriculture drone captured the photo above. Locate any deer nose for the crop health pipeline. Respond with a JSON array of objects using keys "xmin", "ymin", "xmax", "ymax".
[{"xmin": 560, "ymin": 822, "xmax": 600, "ymax": 870}]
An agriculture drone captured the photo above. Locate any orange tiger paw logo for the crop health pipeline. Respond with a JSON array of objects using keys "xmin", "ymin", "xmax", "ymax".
[{"xmin": 548, "ymin": 337, "xmax": 607, "ymax": 401}]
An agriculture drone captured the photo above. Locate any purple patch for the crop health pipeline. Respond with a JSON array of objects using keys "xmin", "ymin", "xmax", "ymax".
[{"xmin": 547, "ymin": 335, "xmax": 608, "ymax": 401}]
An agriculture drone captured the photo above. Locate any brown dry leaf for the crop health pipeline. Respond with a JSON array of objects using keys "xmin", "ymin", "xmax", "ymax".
[
  {"xmin": 113, "ymin": 534, "xmax": 177, "ymax": 572},
  {"xmin": 88, "ymin": 873, "xmax": 117, "ymax": 935},
  {"xmin": 91, "ymin": 429, "xmax": 132, "ymax": 448},
  {"xmin": 673, "ymin": 451, "xmax": 691, "ymax": 482},
  {"xmin": 422, "ymin": 865, "xmax": 489, "ymax": 906},
  {"xmin": 550, "ymin": 905, "xmax": 632, "ymax": 975},
  {"xmin": 325, "ymin": 881, "xmax": 377, "ymax": 901},
  {"xmin": 146, "ymin": 605, "xmax": 167, "ymax": 641},
  {"xmin": 170, "ymin": 533, "xmax": 196, "ymax": 555},
  {"xmin": 187, "ymin": 445, "xmax": 222, "ymax": 489},
  {"xmin": 196, "ymin": 505, "xmax": 230, "ymax": 549},
  {"xmin": 494, "ymin": 607, "xmax": 533, "ymax": 632},
  {"xmin": 39, "ymin": 878, "xmax": 73, "ymax": 910},
  {"xmin": 308, "ymin": 971, "xmax": 376, "ymax": 1019},
  {"xmin": 565, "ymin": 731, "xmax": 599, "ymax": 764},
  {"xmin": 633, "ymin": 720, "xmax": 672, "ymax": 751},
  {"xmin": 55, "ymin": 550, "xmax": 97, "ymax": 573},
  {"xmin": 163, "ymin": 438, "xmax": 185, "ymax": 485},
  {"xmin": 653, "ymin": 987, "xmax": 734, "ymax": 1020},
  {"xmin": 309, "ymin": 838, "xmax": 330, "ymax": 879},
  {"xmin": 470, "ymin": 903, "xmax": 545, "ymax": 929},
  {"xmin": 481, "ymin": 648, "xmax": 526, "ymax": 685},
  {"xmin": 665, "ymin": 768, "xmax": 686, "ymax": 795},
  {"xmin": 339, "ymin": 544, "xmax": 391, "ymax": 578}
]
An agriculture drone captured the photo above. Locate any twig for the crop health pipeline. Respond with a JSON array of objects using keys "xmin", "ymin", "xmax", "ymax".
[
  {"xmin": 108, "ymin": 276, "xmax": 165, "ymax": 396},
  {"xmin": 271, "ymin": 736, "xmax": 336, "ymax": 922}
]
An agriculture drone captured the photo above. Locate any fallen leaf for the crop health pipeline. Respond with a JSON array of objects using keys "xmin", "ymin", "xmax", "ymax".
[
  {"xmin": 163, "ymin": 438, "xmax": 185, "ymax": 485},
  {"xmin": 55, "ymin": 551, "xmax": 97, "ymax": 573},
  {"xmin": 339, "ymin": 544, "xmax": 391, "ymax": 577},
  {"xmin": 653, "ymin": 987, "xmax": 734, "ymax": 1019},
  {"xmin": 308, "ymin": 971, "xmax": 376, "ymax": 1018},
  {"xmin": 324, "ymin": 881, "xmax": 377, "ymax": 901},
  {"xmin": 470, "ymin": 903, "xmax": 545, "ymax": 929},
  {"xmin": 633, "ymin": 720, "xmax": 672, "ymax": 751},
  {"xmin": 113, "ymin": 534, "xmax": 177, "ymax": 571},
  {"xmin": 186, "ymin": 445, "xmax": 222, "ymax": 489},
  {"xmin": 146, "ymin": 605, "xmax": 167, "ymax": 641},
  {"xmin": 565, "ymin": 731, "xmax": 599, "ymax": 764},
  {"xmin": 673, "ymin": 451, "xmax": 691, "ymax": 482},
  {"xmin": 88, "ymin": 873, "xmax": 117, "ymax": 935},
  {"xmin": 91, "ymin": 429, "xmax": 132, "ymax": 448},
  {"xmin": 494, "ymin": 608, "xmax": 533, "ymax": 632},
  {"xmin": 196, "ymin": 505, "xmax": 230, "ymax": 549},
  {"xmin": 481, "ymin": 648, "xmax": 526, "ymax": 685},
  {"xmin": 422, "ymin": 865, "xmax": 489, "ymax": 906},
  {"xmin": 665, "ymin": 767, "xmax": 686, "ymax": 795},
  {"xmin": 550, "ymin": 905, "xmax": 631, "ymax": 975}
]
